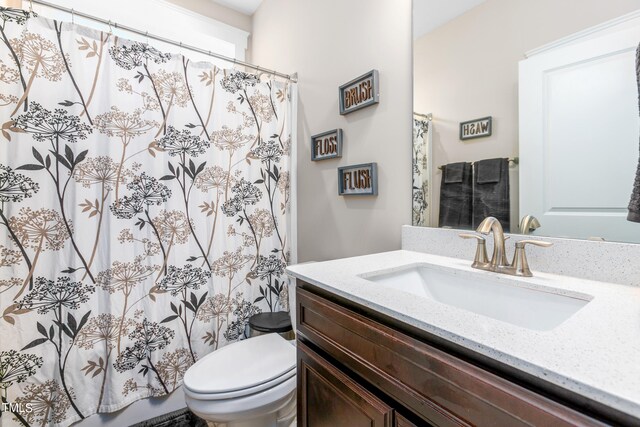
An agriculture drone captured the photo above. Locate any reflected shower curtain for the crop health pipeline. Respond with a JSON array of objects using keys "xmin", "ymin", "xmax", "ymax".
[
  {"xmin": 0, "ymin": 9, "xmax": 293, "ymax": 426},
  {"xmin": 412, "ymin": 115, "xmax": 431, "ymax": 226}
]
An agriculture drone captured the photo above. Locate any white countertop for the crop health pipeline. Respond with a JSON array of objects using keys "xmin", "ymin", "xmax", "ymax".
[{"xmin": 286, "ymin": 250, "xmax": 640, "ymax": 419}]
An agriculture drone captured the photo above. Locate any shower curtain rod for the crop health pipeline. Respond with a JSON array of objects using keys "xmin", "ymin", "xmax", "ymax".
[
  {"xmin": 414, "ymin": 112, "xmax": 432, "ymax": 120},
  {"xmin": 28, "ymin": 0, "xmax": 298, "ymax": 82}
]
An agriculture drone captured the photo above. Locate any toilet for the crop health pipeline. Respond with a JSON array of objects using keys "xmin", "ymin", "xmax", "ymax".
[{"xmin": 183, "ymin": 333, "xmax": 297, "ymax": 427}]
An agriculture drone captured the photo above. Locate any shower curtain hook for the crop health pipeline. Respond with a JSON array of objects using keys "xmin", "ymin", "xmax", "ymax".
[
  {"xmin": 71, "ymin": 8, "xmax": 75, "ymax": 24},
  {"xmin": 28, "ymin": 0, "xmax": 33, "ymax": 13},
  {"xmin": 107, "ymin": 20, "xmax": 113, "ymax": 34},
  {"xmin": 145, "ymin": 30, "xmax": 149, "ymax": 45}
]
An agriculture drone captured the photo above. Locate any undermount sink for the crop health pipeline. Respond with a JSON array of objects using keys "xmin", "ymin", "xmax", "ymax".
[{"xmin": 360, "ymin": 264, "xmax": 592, "ymax": 331}]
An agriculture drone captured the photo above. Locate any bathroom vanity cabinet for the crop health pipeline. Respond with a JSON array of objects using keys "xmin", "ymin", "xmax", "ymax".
[{"xmin": 295, "ymin": 281, "xmax": 611, "ymax": 427}]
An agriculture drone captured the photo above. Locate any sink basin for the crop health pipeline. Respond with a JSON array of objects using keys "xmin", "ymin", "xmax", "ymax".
[{"xmin": 361, "ymin": 264, "xmax": 591, "ymax": 331}]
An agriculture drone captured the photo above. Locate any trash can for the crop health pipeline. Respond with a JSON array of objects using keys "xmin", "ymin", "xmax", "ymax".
[{"xmin": 248, "ymin": 311, "xmax": 294, "ymax": 340}]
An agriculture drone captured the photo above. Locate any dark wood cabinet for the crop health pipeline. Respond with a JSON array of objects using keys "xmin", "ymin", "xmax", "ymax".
[
  {"xmin": 298, "ymin": 340, "xmax": 393, "ymax": 427},
  {"xmin": 395, "ymin": 414, "xmax": 419, "ymax": 427},
  {"xmin": 296, "ymin": 281, "xmax": 619, "ymax": 427}
]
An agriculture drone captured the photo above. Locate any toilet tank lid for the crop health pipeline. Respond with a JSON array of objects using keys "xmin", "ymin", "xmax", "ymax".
[{"xmin": 183, "ymin": 333, "xmax": 296, "ymax": 394}]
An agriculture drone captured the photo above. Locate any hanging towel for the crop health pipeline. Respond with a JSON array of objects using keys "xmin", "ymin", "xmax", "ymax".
[
  {"xmin": 439, "ymin": 162, "xmax": 472, "ymax": 228},
  {"xmin": 627, "ymin": 42, "xmax": 640, "ymax": 222},
  {"xmin": 472, "ymin": 158, "xmax": 510, "ymax": 231}
]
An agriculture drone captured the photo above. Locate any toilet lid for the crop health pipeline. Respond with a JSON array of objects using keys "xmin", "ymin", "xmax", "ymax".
[{"xmin": 183, "ymin": 333, "xmax": 296, "ymax": 394}]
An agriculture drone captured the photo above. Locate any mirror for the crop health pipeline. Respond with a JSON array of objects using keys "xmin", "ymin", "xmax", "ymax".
[{"xmin": 412, "ymin": 0, "xmax": 640, "ymax": 243}]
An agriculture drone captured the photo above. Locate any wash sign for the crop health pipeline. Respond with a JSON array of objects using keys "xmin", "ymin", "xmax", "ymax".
[{"xmin": 460, "ymin": 116, "xmax": 492, "ymax": 140}]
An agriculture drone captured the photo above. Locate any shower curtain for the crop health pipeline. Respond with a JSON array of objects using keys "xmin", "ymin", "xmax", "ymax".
[
  {"xmin": 0, "ymin": 8, "xmax": 293, "ymax": 427},
  {"xmin": 412, "ymin": 115, "xmax": 431, "ymax": 226}
]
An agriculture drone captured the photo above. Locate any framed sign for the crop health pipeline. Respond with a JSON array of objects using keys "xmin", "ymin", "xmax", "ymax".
[
  {"xmin": 339, "ymin": 70, "xmax": 379, "ymax": 115},
  {"xmin": 311, "ymin": 129, "xmax": 343, "ymax": 161},
  {"xmin": 459, "ymin": 116, "xmax": 492, "ymax": 140},
  {"xmin": 338, "ymin": 163, "xmax": 378, "ymax": 196}
]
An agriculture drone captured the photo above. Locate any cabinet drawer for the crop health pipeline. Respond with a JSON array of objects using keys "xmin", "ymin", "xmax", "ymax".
[
  {"xmin": 297, "ymin": 286, "xmax": 604, "ymax": 427},
  {"xmin": 298, "ymin": 340, "xmax": 393, "ymax": 427}
]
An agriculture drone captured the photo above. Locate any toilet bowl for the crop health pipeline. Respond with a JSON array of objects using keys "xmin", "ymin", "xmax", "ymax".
[{"xmin": 184, "ymin": 333, "xmax": 297, "ymax": 427}]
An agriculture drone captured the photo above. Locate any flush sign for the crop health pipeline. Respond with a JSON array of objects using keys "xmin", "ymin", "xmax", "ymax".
[
  {"xmin": 459, "ymin": 116, "xmax": 492, "ymax": 140},
  {"xmin": 338, "ymin": 163, "xmax": 378, "ymax": 196},
  {"xmin": 311, "ymin": 129, "xmax": 343, "ymax": 161},
  {"xmin": 339, "ymin": 70, "xmax": 379, "ymax": 115}
]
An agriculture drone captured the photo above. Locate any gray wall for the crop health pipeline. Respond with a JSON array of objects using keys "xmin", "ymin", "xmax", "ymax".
[{"xmin": 252, "ymin": 0, "xmax": 413, "ymax": 262}]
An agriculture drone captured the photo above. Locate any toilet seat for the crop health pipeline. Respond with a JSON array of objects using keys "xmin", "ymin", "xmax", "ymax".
[
  {"xmin": 185, "ymin": 374, "xmax": 296, "ymax": 422},
  {"xmin": 183, "ymin": 333, "xmax": 296, "ymax": 400},
  {"xmin": 184, "ymin": 366, "xmax": 296, "ymax": 400}
]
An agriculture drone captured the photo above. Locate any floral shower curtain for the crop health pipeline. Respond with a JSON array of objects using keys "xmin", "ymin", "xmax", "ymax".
[
  {"xmin": 0, "ymin": 8, "xmax": 293, "ymax": 427},
  {"xmin": 412, "ymin": 115, "xmax": 430, "ymax": 226}
]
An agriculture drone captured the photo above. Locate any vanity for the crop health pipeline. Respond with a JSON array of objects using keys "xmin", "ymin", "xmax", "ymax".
[{"xmin": 286, "ymin": 227, "xmax": 640, "ymax": 426}]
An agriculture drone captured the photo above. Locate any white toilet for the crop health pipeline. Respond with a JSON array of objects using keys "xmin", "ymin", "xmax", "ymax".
[{"xmin": 183, "ymin": 333, "xmax": 297, "ymax": 427}]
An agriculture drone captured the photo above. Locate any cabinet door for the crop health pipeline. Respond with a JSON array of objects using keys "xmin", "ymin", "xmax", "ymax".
[{"xmin": 298, "ymin": 340, "xmax": 393, "ymax": 427}]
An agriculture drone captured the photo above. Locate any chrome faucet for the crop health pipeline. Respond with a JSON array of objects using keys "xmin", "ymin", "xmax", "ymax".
[
  {"xmin": 476, "ymin": 216, "xmax": 509, "ymax": 270},
  {"xmin": 460, "ymin": 216, "xmax": 552, "ymax": 277}
]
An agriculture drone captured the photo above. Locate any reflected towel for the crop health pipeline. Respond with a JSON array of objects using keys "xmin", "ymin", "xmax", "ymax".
[
  {"xmin": 472, "ymin": 158, "xmax": 510, "ymax": 231},
  {"xmin": 439, "ymin": 162, "xmax": 472, "ymax": 228},
  {"xmin": 444, "ymin": 162, "xmax": 464, "ymax": 183},
  {"xmin": 628, "ymin": 42, "xmax": 640, "ymax": 222}
]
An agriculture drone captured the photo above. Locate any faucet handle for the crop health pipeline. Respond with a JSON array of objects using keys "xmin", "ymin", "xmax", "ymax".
[
  {"xmin": 516, "ymin": 239, "xmax": 553, "ymax": 249},
  {"xmin": 459, "ymin": 233, "xmax": 489, "ymax": 268},
  {"xmin": 459, "ymin": 233, "xmax": 484, "ymax": 241},
  {"xmin": 511, "ymin": 239, "xmax": 553, "ymax": 277}
]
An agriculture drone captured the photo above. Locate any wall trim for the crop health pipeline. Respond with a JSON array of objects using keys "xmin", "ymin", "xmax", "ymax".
[{"xmin": 525, "ymin": 9, "xmax": 640, "ymax": 58}]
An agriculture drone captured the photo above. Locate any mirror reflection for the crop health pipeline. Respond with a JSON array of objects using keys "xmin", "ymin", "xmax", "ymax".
[{"xmin": 412, "ymin": 0, "xmax": 640, "ymax": 243}]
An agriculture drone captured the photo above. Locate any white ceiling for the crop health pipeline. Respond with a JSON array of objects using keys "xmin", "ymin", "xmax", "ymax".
[
  {"xmin": 413, "ymin": 0, "xmax": 486, "ymax": 40},
  {"xmin": 209, "ymin": 1, "xmax": 485, "ymax": 35},
  {"xmin": 210, "ymin": 0, "xmax": 263, "ymax": 15}
]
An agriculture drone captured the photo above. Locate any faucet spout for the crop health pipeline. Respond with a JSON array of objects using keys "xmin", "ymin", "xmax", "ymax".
[
  {"xmin": 476, "ymin": 217, "xmax": 509, "ymax": 269},
  {"xmin": 519, "ymin": 215, "xmax": 541, "ymax": 235}
]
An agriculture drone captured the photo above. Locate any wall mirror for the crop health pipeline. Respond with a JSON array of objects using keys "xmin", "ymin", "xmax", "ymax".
[{"xmin": 412, "ymin": 0, "xmax": 640, "ymax": 243}]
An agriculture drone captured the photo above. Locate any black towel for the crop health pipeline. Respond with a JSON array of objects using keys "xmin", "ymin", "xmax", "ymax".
[
  {"xmin": 627, "ymin": 42, "xmax": 640, "ymax": 222},
  {"xmin": 472, "ymin": 158, "xmax": 510, "ymax": 231},
  {"xmin": 439, "ymin": 162, "xmax": 472, "ymax": 229}
]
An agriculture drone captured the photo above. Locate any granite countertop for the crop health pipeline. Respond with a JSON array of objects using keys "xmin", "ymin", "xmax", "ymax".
[{"xmin": 286, "ymin": 250, "xmax": 640, "ymax": 419}]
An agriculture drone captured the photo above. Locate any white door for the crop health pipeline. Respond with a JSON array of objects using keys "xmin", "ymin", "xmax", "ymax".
[{"xmin": 519, "ymin": 13, "xmax": 640, "ymax": 242}]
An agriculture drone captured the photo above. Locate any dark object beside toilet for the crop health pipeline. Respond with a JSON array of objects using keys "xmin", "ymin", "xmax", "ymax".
[{"xmin": 249, "ymin": 311, "xmax": 293, "ymax": 339}]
